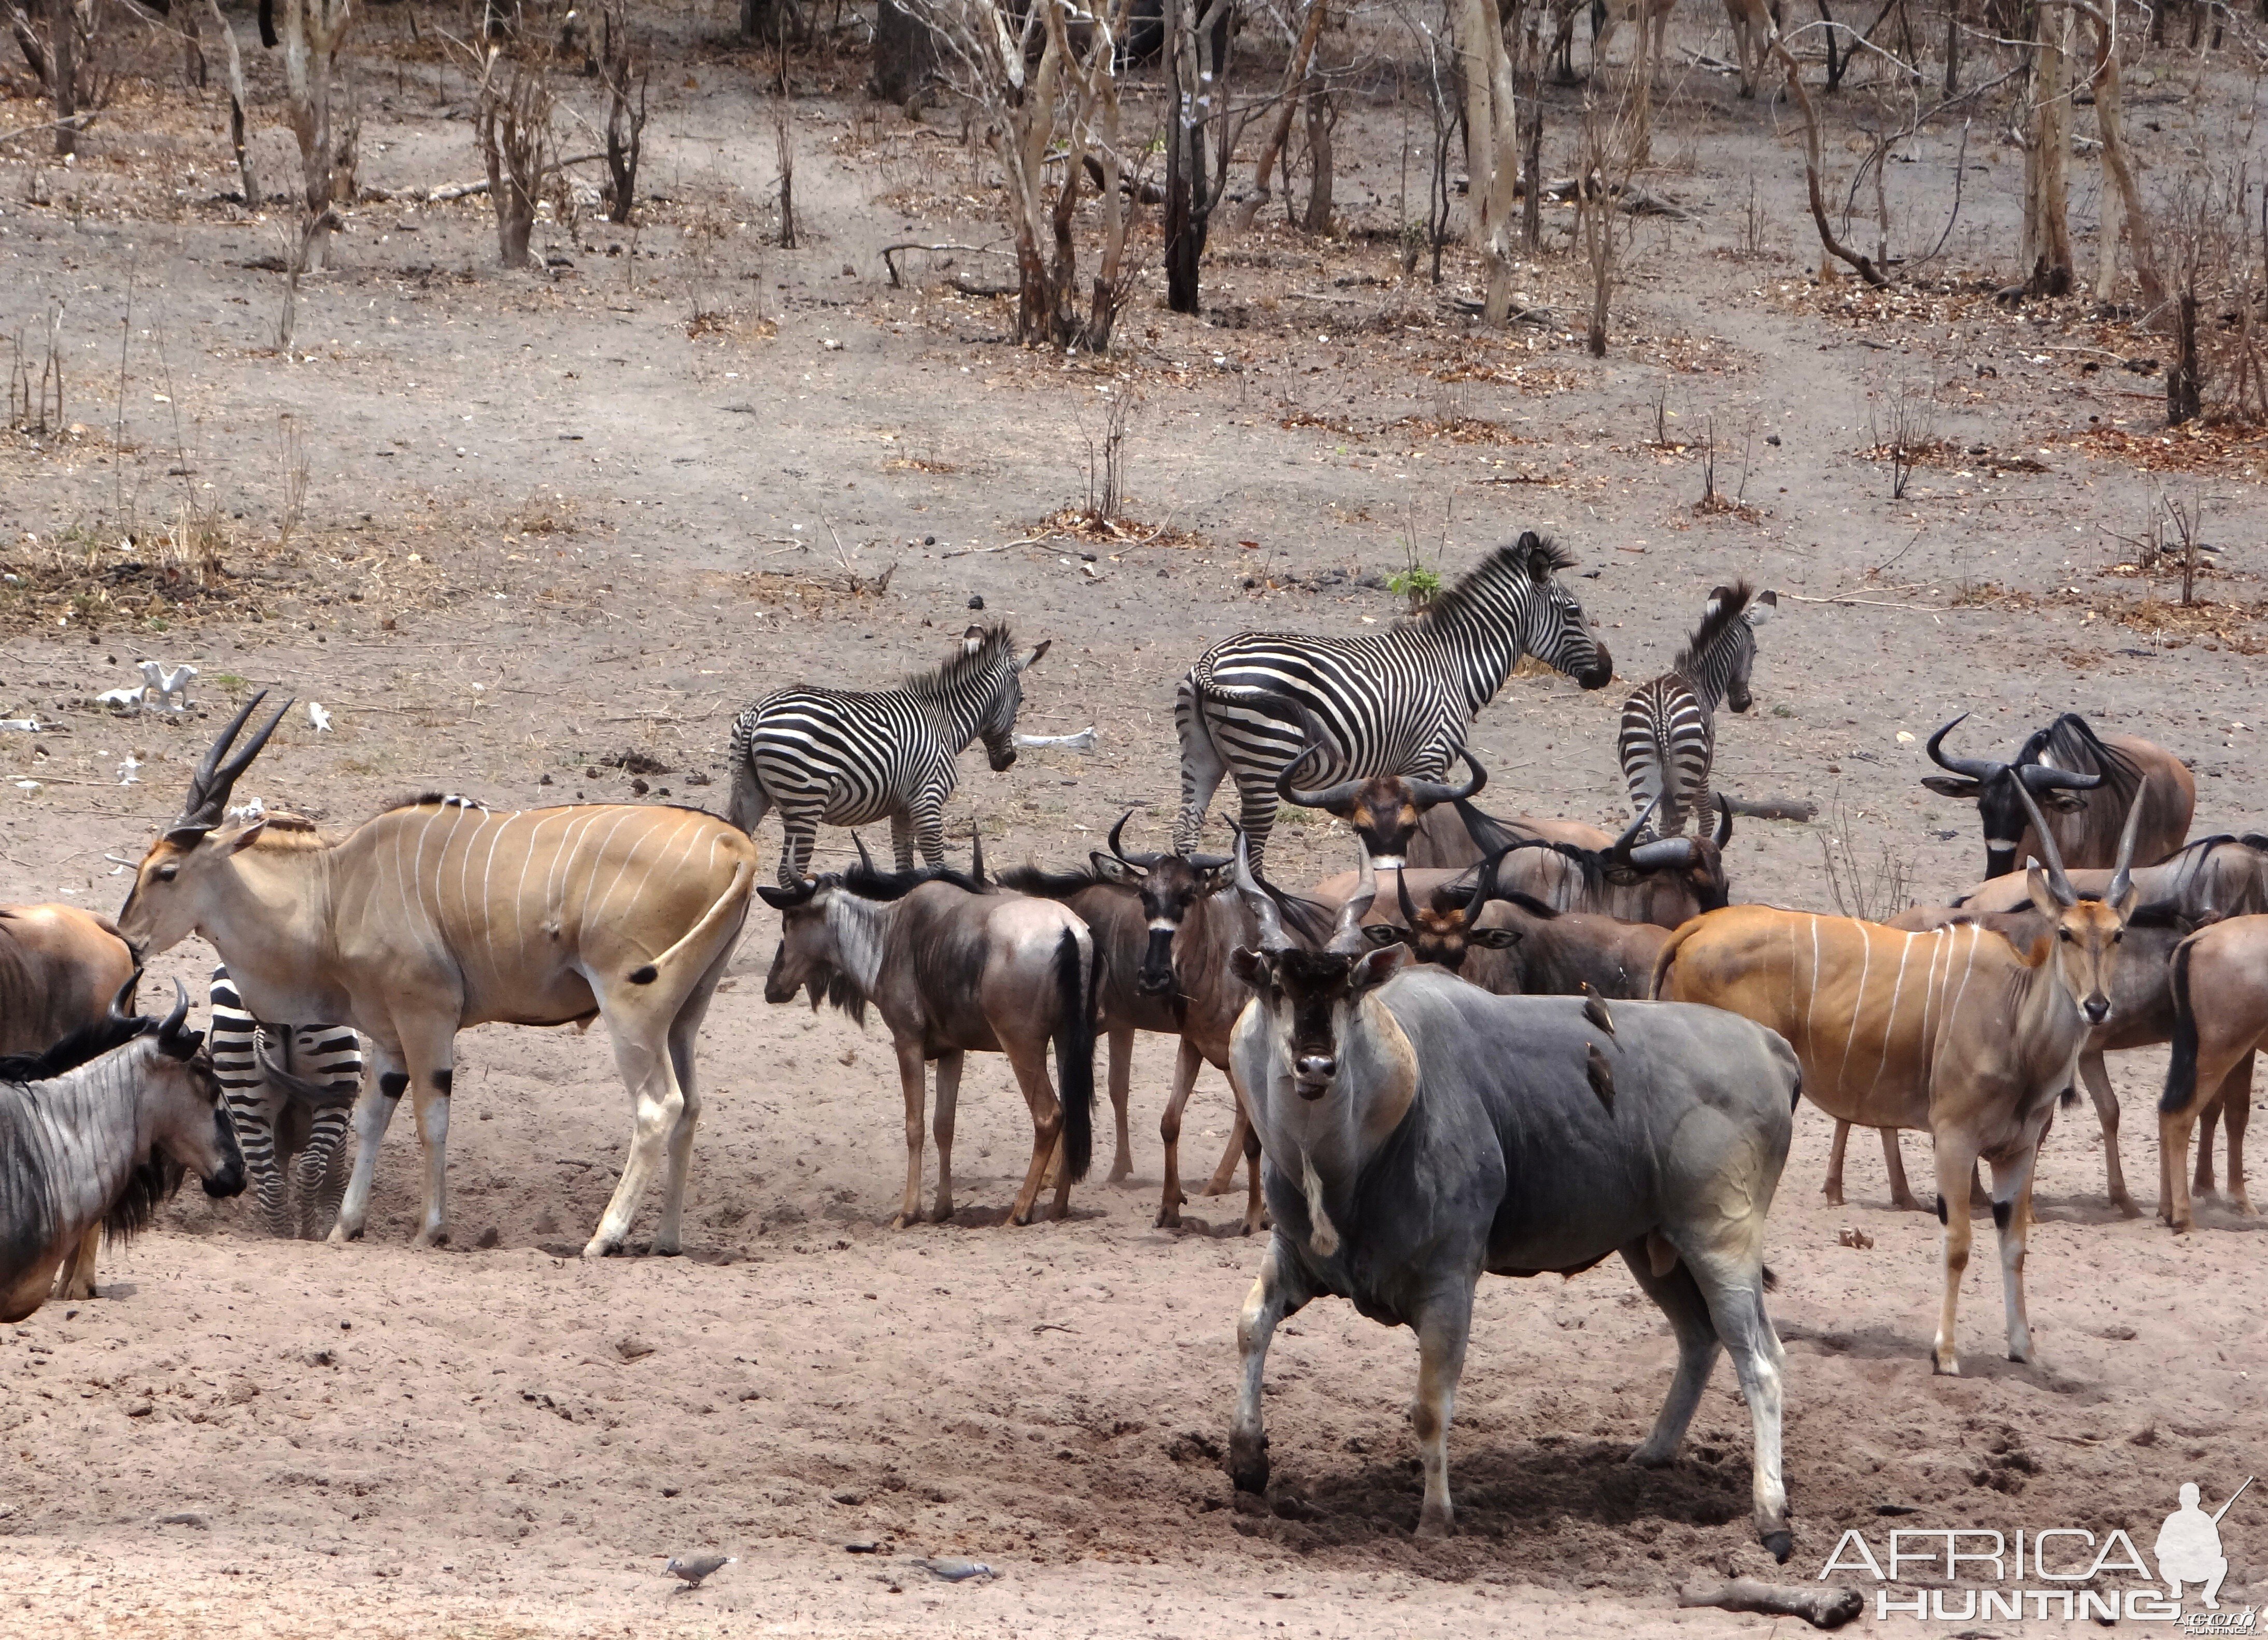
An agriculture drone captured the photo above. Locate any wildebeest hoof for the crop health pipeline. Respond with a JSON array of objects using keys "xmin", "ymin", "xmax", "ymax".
[
  {"xmin": 1762, "ymin": 1528, "xmax": 1794, "ymax": 1564},
  {"xmin": 2112, "ymin": 1196, "xmax": 2143, "ymax": 1220},
  {"xmin": 1155, "ymin": 1205, "xmax": 1182, "ymax": 1230},
  {"xmin": 412, "ymin": 1227, "xmax": 450, "ymax": 1249},
  {"xmin": 1415, "ymin": 1505, "xmax": 1455, "ymax": 1540},
  {"xmin": 1628, "ymin": 1440, "xmax": 1677, "ymax": 1470},
  {"xmin": 1227, "ymin": 1432, "xmax": 1269, "ymax": 1494}
]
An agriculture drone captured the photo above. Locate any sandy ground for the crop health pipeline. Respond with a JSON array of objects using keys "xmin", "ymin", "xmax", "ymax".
[{"xmin": 3, "ymin": 4, "xmax": 2267, "ymax": 1634}]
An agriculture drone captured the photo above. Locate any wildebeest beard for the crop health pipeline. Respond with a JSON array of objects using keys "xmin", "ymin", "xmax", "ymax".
[{"xmin": 803, "ymin": 964, "xmax": 869, "ymax": 1027}]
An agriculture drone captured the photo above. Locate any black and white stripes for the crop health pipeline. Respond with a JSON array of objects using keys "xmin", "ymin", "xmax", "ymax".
[
  {"xmin": 727, "ymin": 624, "xmax": 1050, "ymax": 886},
  {"xmin": 1171, "ymin": 534, "xmax": 1612, "ymax": 872},
  {"xmin": 208, "ymin": 967, "xmax": 362, "ymax": 1239},
  {"xmin": 1618, "ymin": 583, "xmax": 1775, "ymax": 839}
]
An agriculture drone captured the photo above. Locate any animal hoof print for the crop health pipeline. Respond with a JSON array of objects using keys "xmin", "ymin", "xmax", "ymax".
[{"xmin": 1763, "ymin": 1529, "xmax": 1793, "ymax": 1564}]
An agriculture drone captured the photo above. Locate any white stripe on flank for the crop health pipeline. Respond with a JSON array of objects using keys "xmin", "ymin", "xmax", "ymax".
[
  {"xmin": 1803, "ymin": 918, "xmax": 1822, "ymax": 1055},
  {"xmin": 1839, "ymin": 919, "xmax": 1873, "ymax": 1101},
  {"xmin": 513, "ymin": 809, "xmax": 568, "ymax": 969},
  {"xmin": 1865, "ymin": 932, "xmax": 1918, "ymax": 1102},
  {"xmin": 477, "ymin": 811, "xmax": 512, "ymax": 989},
  {"xmin": 1943, "ymin": 926, "xmax": 1982, "ymax": 1056}
]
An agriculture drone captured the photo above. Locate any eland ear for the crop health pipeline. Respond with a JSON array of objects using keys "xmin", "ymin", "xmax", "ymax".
[
  {"xmin": 1018, "ymin": 638, "xmax": 1051, "ymax": 670},
  {"xmin": 2026, "ymin": 864, "xmax": 2071, "ymax": 918},
  {"xmin": 1349, "ymin": 944, "xmax": 1406, "ymax": 991},
  {"xmin": 226, "ymin": 818, "xmax": 270, "ymax": 853},
  {"xmin": 1920, "ymin": 776, "xmax": 1981, "ymax": 801}
]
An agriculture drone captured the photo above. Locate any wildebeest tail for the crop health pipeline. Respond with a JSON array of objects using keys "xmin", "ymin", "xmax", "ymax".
[
  {"xmin": 2159, "ymin": 935, "xmax": 2203, "ymax": 1116},
  {"xmin": 1053, "ymin": 928, "xmax": 1096, "ymax": 1181}
]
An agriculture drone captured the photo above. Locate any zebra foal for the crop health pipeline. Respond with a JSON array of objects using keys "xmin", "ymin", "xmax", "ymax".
[
  {"xmin": 1172, "ymin": 533, "xmax": 1612, "ymax": 874},
  {"xmin": 729, "ymin": 624, "xmax": 1050, "ymax": 885},
  {"xmin": 1617, "ymin": 582, "xmax": 1775, "ymax": 839},
  {"xmin": 208, "ymin": 965, "xmax": 363, "ymax": 1240}
]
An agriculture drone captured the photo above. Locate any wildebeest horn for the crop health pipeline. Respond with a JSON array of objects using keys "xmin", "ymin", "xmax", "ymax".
[
  {"xmin": 1712, "ymin": 793, "xmax": 1734, "ymax": 848},
  {"xmin": 1108, "ymin": 809, "xmax": 1165, "ymax": 868},
  {"xmin": 1925, "ymin": 714, "xmax": 1998, "ymax": 781},
  {"xmin": 156, "ymin": 978, "xmax": 196, "ymax": 1059},
  {"xmin": 1394, "ymin": 860, "xmax": 1420, "ymax": 927},
  {"xmin": 256, "ymin": 1031, "xmax": 360, "ymax": 1109},
  {"xmin": 1629, "ymin": 837, "xmax": 1700, "ymax": 869},
  {"xmin": 1609, "ymin": 794, "xmax": 1664, "ymax": 859},
  {"xmin": 1403, "ymin": 748, "xmax": 1487, "ymax": 809},
  {"xmin": 2011, "ymin": 780, "xmax": 2076, "ymax": 906},
  {"xmin": 968, "ymin": 827, "xmax": 988, "ymax": 885},
  {"xmin": 2017, "ymin": 761, "xmax": 2104, "ymax": 794},
  {"xmin": 851, "ymin": 832, "xmax": 875, "ymax": 874},
  {"xmin": 1230, "ymin": 825, "xmax": 1292, "ymax": 953},
  {"xmin": 1328, "ymin": 841, "xmax": 1377, "ymax": 955},
  {"xmin": 2107, "ymin": 790, "xmax": 2146, "ymax": 907},
  {"xmin": 756, "ymin": 877, "xmax": 819, "ymax": 910},
  {"xmin": 171, "ymin": 689, "xmax": 293, "ymax": 840},
  {"xmin": 107, "ymin": 967, "xmax": 144, "ymax": 1020},
  {"xmin": 1275, "ymin": 739, "xmax": 1364, "ymax": 813}
]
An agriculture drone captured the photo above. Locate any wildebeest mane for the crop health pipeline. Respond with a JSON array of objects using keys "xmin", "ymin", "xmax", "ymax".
[
  {"xmin": 1674, "ymin": 580, "xmax": 1757, "ymax": 676},
  {"xmin": 0, "ymin": 1014, "xmax": 151, "ymax": 1083},
  {"xmin": 903, "ymin": 623, "xmax": 1017, "ymax": 697},
  {"xmin": 2021, "ymin": 714, "xmax": 2142, "ymax": 807},
  {"xmin": 1502, "ymin": 890, "xmax": 1563, "ymax": 921},
  {"xmin": 800, "ymin": 964, "xmax": 869, "ymax": 1026},
  {"xmin": 1411, "ymin": 536, "xmax": 1576, "ymax": 633},
  {"xmin": 841, "ymin": 863, "xmax": 985, "ymax": 902},
  {"xmin": 996, "ymin": 863, "xmax": 1105, "ymax": 899}
]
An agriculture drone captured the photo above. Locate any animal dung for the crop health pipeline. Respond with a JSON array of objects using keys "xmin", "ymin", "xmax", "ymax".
[{"xmin": 1585, "ymin": 1042, "xmax": 1616, "ymax": 1111}]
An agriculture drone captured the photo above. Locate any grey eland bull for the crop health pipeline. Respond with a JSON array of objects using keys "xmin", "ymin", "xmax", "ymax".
[
  {"xmin": 1, "ymin": 981, "xmax": 250, "ymax": 1321},
  {"xmin": 759, "ymin": 858, "xmax": 1097, "ymax": 1228},
  {"xmin": 114, "ymin": 693, "xmax": 760, "ymax": 1260},
  {"xmin": 1224, "ymin": 843, "xmax": 1799, "ymax": 1553}
]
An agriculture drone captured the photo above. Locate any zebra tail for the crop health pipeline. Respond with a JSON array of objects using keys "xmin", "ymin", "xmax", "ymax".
[
  {"xmin": 1053, "ymin": 929, "xmax": 1096, "ymax": 1182},
  {"xmin": 726, "ymin": 733, "xmax": 768, "ymax": 835},
  {"xmin": 2160, "ymin": 936, "xmax": 2203, "ymax": 1117}
]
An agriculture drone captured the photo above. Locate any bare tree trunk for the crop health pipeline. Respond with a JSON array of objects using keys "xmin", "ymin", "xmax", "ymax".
[
  {"xmin": 1165, "ymin": 0, "xmax": 1228, "ymax": 312},
  {"xmin": 1083, "ymin": 5, "xmax": 1130, "ymax": 350},
  {"xmin": 2169, "ymin": 292, "xmax": 2201, "ymax": 423},
  {"xmin": 1770, "ymin": 36, "xmax": 1890, "ymax": 284},
  {"xmin": 2022, "ymin": 2, "xmax": 2073, "ymax": 296},
  {"xmin": 277, "ymin": 0, "xmax": 358, "ymax": 274},
  {"xmin": 1943, "ymin": 0, "xmax": 1960, "ymax": 92},
  {"xmin": 49, "ymin": 0, "xmax": 76, "ymax": 155},
  {"xmin": 207, "ymin": 0, "xmax": 258, "ymax": 206},
  {"xmin": 1300, "ymin": 75, "xmax": 1333, "ymax": 233},
  {"xmin": 1452, "ymin": 0, "xmax": 1521, "ymax": 323},
  {"xmin": 1231, "ymin": 0, "xmax": 1326, "ymax": 232},
  {"xmin": 1520, "ymin": 12, "xmax": 1542, "ymax": 253},
  {"xmin": 870, "ymin": 0, "xmax": 939, "ymax": 104},
  {"xmin": 2084, "ymin": 3, "xmax": 2160, "ymax": 307}
]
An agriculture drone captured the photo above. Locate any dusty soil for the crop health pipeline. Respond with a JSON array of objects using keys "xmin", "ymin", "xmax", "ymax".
[{"xmin": 2, "ymin": 5, "xmax": 2265, "ymax": 1634}]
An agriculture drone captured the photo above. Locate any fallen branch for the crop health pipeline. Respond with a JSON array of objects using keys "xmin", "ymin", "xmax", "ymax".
[
  {"xmin": 1678, "ymin": 1578, "xmax": 1864, "ymax": 1631},
  {"xmin": 1783, "ymin": 592, "xmax": 1951, "ymax": 611},
  {"xmin": 427, "ymin": 152, "xmax": 605, "ymax": 203},
  {"xmin": 1722, "ymin": 795, "xmax": 1819, "ymax": 821},
  {"xmin": 878, "ymin": 240, "xmax": 1007, "ymax": 289}
]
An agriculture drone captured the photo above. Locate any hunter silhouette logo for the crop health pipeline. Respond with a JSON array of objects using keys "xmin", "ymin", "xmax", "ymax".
[{"xmin": 2160, "ymin": 1477, "xmax": 2249, "ymax": 1612}]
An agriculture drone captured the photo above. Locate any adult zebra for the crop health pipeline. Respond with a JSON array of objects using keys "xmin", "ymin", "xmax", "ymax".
[
  {"xmin": 1172, "ymin": 534, "xmax": 1612, "ymax": 873},
  {"xmin": 729, "ymin": 623, "xmax": 1050, "ymax": 886},
  {"xmin": 1617, "ymin": 582, "xmax": 1775, "ymax": 839},
  {"xmin": 208, "ymin": 965, "xmax": 364, "ymax": 1239}
]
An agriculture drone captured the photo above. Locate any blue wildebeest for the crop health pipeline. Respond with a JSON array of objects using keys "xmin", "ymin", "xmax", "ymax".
[
  {"xmin": 1406, "ymin": 795, "xmax": 1734, "ymax": 926},
  {"xmin": 1224, "ymin": 842, "xmax": 1799, "ymax": 1553},
  {"xmin": 2, "ymin": 902, "xmax": 138, "ymax": 1301},
  {"xmin": 1, "ymin": 981, "xmax": 255, "ymax": 1321},
  {"xmin": 759, "ymin": 859, "xmax": 1097, "ymax": 1228},
  {"xmin": 997, "ymin": 814, "xmax": 1325, "ymax": 1232},
  {"xmin": 1923, "ymin": 711, "xmax": 2194, "ymax": 883}
]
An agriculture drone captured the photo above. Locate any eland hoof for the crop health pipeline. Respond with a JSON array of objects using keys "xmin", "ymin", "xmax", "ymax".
[{"xmin": 1415, "ymin": 1505, "xmax": 1455, "ymax": 1540}]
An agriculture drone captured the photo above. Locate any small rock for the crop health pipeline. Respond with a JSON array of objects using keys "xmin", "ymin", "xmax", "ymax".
[
  {"xmin": 125, "ymin": 1401, "xmax": 153, "ymax": 1418},
  {"xmin": 616, "ymin": 1335, "xmax": 656, "ymax": 1362},
  {"xmin": 967, "ymin": 594, "xmax": 984, "ymax": 610}
]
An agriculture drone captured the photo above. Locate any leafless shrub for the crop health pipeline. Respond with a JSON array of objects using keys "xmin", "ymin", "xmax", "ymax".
[
  {"xmin": 7, "ymin": 301, "xmax": 64, "ymax": 434},
  {"xmin": 1080, "ymin": 391, "xmax": 1136, "ymax": 525},
  {"xmin": 774, "ymin": 103, "xmax": 798, "ymax": 250},
  {"xmin": 11, "ymin": 0, "xmax": 118, "ymax": 155},
  {"xmin": 1575, "ymin": 76, "xmax": 1645, "ymax": 359},
  {"xmin": 1697, "ymin": 414, "xmax": 1718, "ymax": 510},
  {"xmin": 598, "ymin": 0, "xmax": 646, "ymax": 226},
  {"xmin": 2161, "ymin": 165, "xmax": 2268, "ymax": 427},
  {"xmin": 1870, "ymin": 379, "xmax": 1937, "ymax": 501},
  {"xmin": 474, "ymin": 47, "xmax": 552, "ymax": 270},
  {"xmin": 1817, "ymin": 801, "xmax": 1910, "ymax": 922}
]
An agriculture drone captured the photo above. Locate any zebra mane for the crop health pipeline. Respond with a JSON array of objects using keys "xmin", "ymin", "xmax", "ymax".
[
  {"xmin": 1673, "ymin": 581, "xmax": 1758, "ymax": 676},
  {"xmin": 1414, "ymin": 536, "xmax": 1574, "ymax": 632},
  {"xmin": 902, "ymin": 623, "xmax": 1018, "ymax": 697}
]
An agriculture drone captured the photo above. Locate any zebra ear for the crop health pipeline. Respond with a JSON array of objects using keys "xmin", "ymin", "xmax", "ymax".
[
  {"xmin": 961, "ymin": 626, "xmax": 986, "ymax": 655},
  {"xmin": 1018, "ymin": 639, "xmax": 1051, "ymax": 670},
  {"xmin": 1746, "ymin": 590, "xmax": 1778, "ymax": 626},
  {"xmin": 1704, "ymin": 586, "xmax": 1733, "ymax": 620}
]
